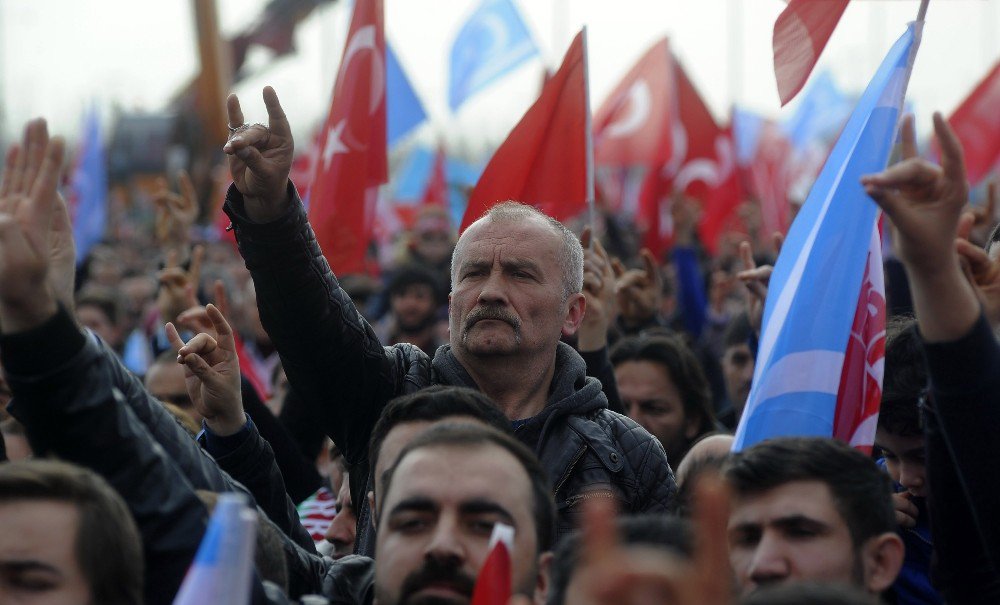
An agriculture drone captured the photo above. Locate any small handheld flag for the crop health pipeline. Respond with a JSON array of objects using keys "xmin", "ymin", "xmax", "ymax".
[{"xmin": 470, "ymin": 523, "xmax": 515, "ymax": 605}]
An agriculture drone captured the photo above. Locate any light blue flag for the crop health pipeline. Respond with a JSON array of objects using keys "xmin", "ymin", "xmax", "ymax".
[
  {"xmin": 70, "ymin": 108, "xmax": 108, "ymax": 265},
  {"xmin": 172, "ymin": 494, "xmax": 257, "ymax": 605},
  {"xmin": 387, "ymin": 42, "xmax": 428, "ymax": 147},
  {"xmin": 448, "ymin": 0, "xmax": 538, "ymax": 111},
  {"xmin": 733, "ymin": 20, "xmax": 924, "ymax": 452},
  {"xmin": 784, "ymin": 70, "xmax": 854, "ymax": 151}
]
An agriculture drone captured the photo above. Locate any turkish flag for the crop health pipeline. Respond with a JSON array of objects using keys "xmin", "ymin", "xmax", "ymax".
[
  {"xmin": 948, "ymin": 60, "xmax": 1000, "ymax": 186},
  {"xmin": 743, "ymin": 119, "xmax": 794, "ymax": 238},
  {"xmin": 421, "ymin": 144, "xmax": 449, "ymax": 208},
  {"xmin": 460, "ymin": 30, "xmax": 589, "ymax": 232},
  {"xmin": 593, "ymin": 38, "xmax": 674, "ymax": 167},
  {"xmin": 470, "ymin": 525, "xmax": 513, "ymax": 605},
  {"xmin": 308, "ymin": 0, "xmax": 387, "ymax": 275},
  {"xmin": 637, "ymin": 57, "xmax": 742, "ymax": 256},
  {"xmin": 773, "ymin": 0, "xmax": 850, "ymax": 106}
]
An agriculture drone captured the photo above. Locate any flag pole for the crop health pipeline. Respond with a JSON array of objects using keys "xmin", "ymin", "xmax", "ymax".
[
  {"xmin": 582, "ymin": 26, "xmax": 596, "ymax": 241},
  {"xmin": 916, "ymin": 0, "xmax": 929, "ymax": 22}
]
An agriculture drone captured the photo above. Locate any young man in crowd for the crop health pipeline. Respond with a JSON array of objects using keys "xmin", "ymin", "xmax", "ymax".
[
  {"xmin": 724, "ymin": 437, "xmax": 905, "ymax": 597},
  {"xmin": 0, "ymin": 459, "xmax": 144, "ymax": 605}
]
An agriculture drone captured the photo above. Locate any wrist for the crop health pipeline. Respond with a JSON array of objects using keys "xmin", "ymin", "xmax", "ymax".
[
  {"xmin": 0, "ymin": 292, "xmax": 58, "ymax": 334},
  {"xmin": 243, "ymin": 184, "xmax": 292, "ymax": 223},
  {"xmin": 205, "ymin": 409, "xmax": 248, "ymax": 437}
]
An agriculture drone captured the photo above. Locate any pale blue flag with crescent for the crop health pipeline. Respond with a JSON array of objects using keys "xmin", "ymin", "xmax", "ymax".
[{"xmin": 448, "ymin": 0, "xmax": 538, "ymax": 111}]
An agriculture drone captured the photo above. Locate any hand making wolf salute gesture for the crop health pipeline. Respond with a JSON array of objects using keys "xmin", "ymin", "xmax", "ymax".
[
  {"xmin": 861, "ymin": 112, "xmax": 978, "ymax": 341},
  {"xmin": 223, "ymin": 86, "xmax": 295, "ymax": 223},
  {"xmin": 0, "ymin": 119, "xmax": 67, "ymax": 333}
]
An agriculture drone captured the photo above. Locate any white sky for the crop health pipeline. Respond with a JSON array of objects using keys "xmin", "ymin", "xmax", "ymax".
[{"xmin": 2, "ymin": 0, "xmax": 998, "ymax": 153}]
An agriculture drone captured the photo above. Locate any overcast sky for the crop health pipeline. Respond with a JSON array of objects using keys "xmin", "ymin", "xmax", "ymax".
[{"xmin": 2, "ymin": 0, "xmax": 997, "ymax": 150}]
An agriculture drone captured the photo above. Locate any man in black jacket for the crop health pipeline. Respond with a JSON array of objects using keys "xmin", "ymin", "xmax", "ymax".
[{"xmin": 221, "ymin": 87, "xmax": 676, "ymax": 541}]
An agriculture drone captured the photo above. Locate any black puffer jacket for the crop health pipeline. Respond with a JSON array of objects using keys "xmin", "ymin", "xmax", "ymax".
[{"xmin": 225, "ymin": 183, "xmax": 677, "ymax": 540}]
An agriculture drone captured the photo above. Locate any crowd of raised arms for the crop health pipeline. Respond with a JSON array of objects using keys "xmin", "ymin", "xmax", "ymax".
[{"xmin": 1, "ymin": 41, "xmax": 999, "ymax": 605}]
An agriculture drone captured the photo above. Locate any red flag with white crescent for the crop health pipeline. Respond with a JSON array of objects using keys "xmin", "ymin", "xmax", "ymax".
[
  {"xmin": 308, "ymin": 0, "xmax": 387, "ymax": 275},
  {"xmin": 593, "ymin": 38, "xmax": 674, "ymax": 167}
]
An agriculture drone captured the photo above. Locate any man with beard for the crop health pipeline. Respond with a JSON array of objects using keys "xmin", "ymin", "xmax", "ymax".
[
  {"xmin": 724, "ymin": 438, "xmax": 904, "ymax": 597},
  {"xmin": 221, "ymin": 88, "xmax": 675, "ymax": 538},
  {"xmin": 375, "ymin": 265, "xmax": 446, "ymax": 355},
  {"xmin": 374, "ymin": 423, "xmax": 554, "ymax": 605}
]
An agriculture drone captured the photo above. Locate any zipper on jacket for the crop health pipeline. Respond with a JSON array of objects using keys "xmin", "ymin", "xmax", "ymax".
[
  {"xmin": 553, "ymin": 445, "xmax": 588, "ymax": 495},
  {"xmin": 565, "ymin": 490, "xmax": 616, "ymax": 508}
]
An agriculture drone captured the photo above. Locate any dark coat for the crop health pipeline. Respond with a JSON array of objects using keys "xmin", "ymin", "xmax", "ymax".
[{"xmin": 225, "ymin": 183, "xmax": 677, "ymax": 550}]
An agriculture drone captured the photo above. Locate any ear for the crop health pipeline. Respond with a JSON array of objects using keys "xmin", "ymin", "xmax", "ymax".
[
  {"xmin": 561, "ymin": 293, "xmax": 587, "ymax": 337},
  {"xmin": 860, "ymin": 532, "xmax": 905, "ymax": 593},
  {"xmin": 533, "ymin": 551, "xmax": 553, "ymax": 605},
  {"xmin": 367, "ymin": 490, "xmax": 377, "ymax": 531}
]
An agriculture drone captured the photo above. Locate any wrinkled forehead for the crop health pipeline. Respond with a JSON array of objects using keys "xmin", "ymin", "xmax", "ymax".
[{"xmin": 455, "ymin": 215, "xmax": 562, "ymax": 263}]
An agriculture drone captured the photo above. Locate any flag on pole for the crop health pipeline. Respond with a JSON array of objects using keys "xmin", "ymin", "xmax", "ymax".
[
  {"xmin": 172, "ymin": 494, "xmax": 258, "ymax": 605},
  {"xmin": 387, "ymin": 42, "xmax": 428, "ymax": 147},
  {"xmin": 421, "ymin": 144, "xmax": 449, "ymax": 207},
  {"xmin": 734, "ymin": 18, "xmax": 923, "ymax": 452},
  {"xmin": 69, "ymin": 107, "xmax": 108, "ymax": 265},
  {"xmin": 470, "ymin": 523, "xmax": 514, "ymax": 605},
  {"xmin": 460, "ymin": 30, "xmax": 589, "ymax": 231},
  {"xmin": 449, "ymin": 0, "xmax": 539, "ymax": 111},
  {"xmin": 308, "ymin": 0, "xmax": 387, "ymax": 275},
  {"xmin": 773, "ymin": 0, "xmax": 850, "ymax": 106},
  {"xmin": 947, "ymin": 59, "xmax": 1000, "ymax": 186}
]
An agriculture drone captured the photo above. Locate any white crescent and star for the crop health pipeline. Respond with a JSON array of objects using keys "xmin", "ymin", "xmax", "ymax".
[
  {"xmin": 323, "ymin": 24, "xmax": 386, "ymax": 170},
  {"xmin": 604, "ymin": 80, "xmax": 652, "ymax": 139}
]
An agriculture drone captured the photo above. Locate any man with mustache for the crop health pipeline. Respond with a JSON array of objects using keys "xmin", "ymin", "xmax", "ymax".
[
  {"xmin": 221, "ymin": 88, "xmax": 675, "ymax": 540},
  {"xmin": 374, "ymin": 423, "xmax": 555, "ymax": 605}
]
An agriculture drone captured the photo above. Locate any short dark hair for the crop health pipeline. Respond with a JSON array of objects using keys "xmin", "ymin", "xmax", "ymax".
[
  {"xmin": 547, "ymin": 515, "xmax": 693, "ymax": 605},
  {"xmin": 387, "ymin": 264, "xmax": 446, "ymax": 307},
  {"xmin": 380, "ymin": 422, "xmax": 556, "ymax": 552},
  {"xmin": 0, "ymin": 459, "xmax": 144, "ymax": 605},
  {"xmin": 75, "ymin": 287, "xmax": 123, "ymax": 326},
  {"xmin": 738, "ymin": 581, "xmax": 880, "ymax": 605},
  {"xmin": 368, "ymin": 385, "xmax": 511, "ymax": 484},
  {"xmin": 878, "ymin": 316, "xmax": 925, "ymax": 438},
  {"xmin": 723, "ymin": 312, "xmax": 753, "ymax": 350},
  {"xmin": 610, "ymin": 334, "xmax": 716, "ymax": 439},
  {"xmin": 724, "ymin": 437, "xmax": 895, "ymax": 548}
]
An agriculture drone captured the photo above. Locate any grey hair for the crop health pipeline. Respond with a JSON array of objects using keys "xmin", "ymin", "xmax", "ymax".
[{"xmin": 451, "ymin": 202, "xmax": 584, "ymax": 299}]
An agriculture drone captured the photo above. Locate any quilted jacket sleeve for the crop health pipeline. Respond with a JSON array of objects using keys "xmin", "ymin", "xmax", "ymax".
[
  {"xmin": 616, "ymin": 414, "xmax": 677, "ymax": 514},
  {"xmin": 225, "ymin": 182, "xmax": 403, "ymax": 465},
  {"xmin": 2, "ymin": 308, "xmax": 210, "ymax": 605}
]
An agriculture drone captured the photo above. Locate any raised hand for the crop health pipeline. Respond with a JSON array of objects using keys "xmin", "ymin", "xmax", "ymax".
[
  {"xmin": 862, "ymin": 113, "xmax": 979, "ymax": 342},
  {"xmin": 570, "ymin": 475, "xmax": 733, "ymax": 605},
  {"xmin": 157, "ymin": 245, "xmax": 204, "ymax": 326},
  {"xmin": 954, "ymin": 235, "xmax": 1000, "ymax": 329},
  {"xmin": 861, "ymin": 113, "xmax": 969, "ymax": 273},
  {"xmin": 153, "ymin": 170, "xmax": 199, "ymax": 244},
  {"xmin": 613, "ymin": 249, "xmax": 662, "ymax": 329},
  {"xmin": 165, "ymin": 304, "xmax": 245, "ymax": 436},
  {"xmin": 736, "ymin": 240, "xmax": 775, "ymax": 339},
  {"xmin": 223, "ymin": 86, "xmax": 294, "ymax": 222},
  {"xmin": 0, "ymin": 119, "xmax": 66, "ymax": 332},
  {"xmin": 891, "ymin": 492, "xmax": 918, "ymax": 530},
  {"xmin": 578, "ymin": 227, "xmax": 617, "ymax": 351},
  {"xmin": 176, "ymin": 280, "xmax": 232, "ymax": 340}
]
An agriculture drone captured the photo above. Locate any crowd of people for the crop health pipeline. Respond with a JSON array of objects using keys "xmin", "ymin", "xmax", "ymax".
[{"xmin": 0, "ymin": 86, "xmax": 997, "ymax": 605}]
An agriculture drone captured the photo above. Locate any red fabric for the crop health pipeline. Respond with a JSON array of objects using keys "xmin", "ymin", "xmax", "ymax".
[
  {"xmin": 593, "ymin": 38, "xmax": 674, "ymax": 167},
  {"xmin": 773, "ymin": 0, "xmax": 850, "ymax": 106},
  {"xmin": 470, "ymin": 541, "xmax": 511, "ymax": 605},
  {"xmin": 636, "ymin": 58, "xmax": 742, "ymax": 256},
  {"xmin": 948, "ymin": 60, "xmax": 1000, "ymax": 186},
  {"xmin": 460, "ymin": 31, "xmax": 588, "ymax": 232},
  {"xmin": 742, "ymin": 119, "xmax": 793, "ymax": 238},
  {"xmin": 833, "ymin": 228, "xmax": 885, "ymax": 454},
  {"xmin": 421, "ymin": 145, "xmax": 448, "ymax": 208},
  {"xmin": 307, "ymin": 0, "xmax": 387, "ymax": 275},
  {"xmin": 232, "ymin": 329, "xmax": 270, "ymax": 400}
]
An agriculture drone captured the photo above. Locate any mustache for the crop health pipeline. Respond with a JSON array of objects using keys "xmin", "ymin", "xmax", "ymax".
[
  {"xmin": 464, "ymin": 305, "xmax": 521, "ymax": 332},
  {"xmin": 399, "ymin": 557, "xmax": 476, "ymax": 603}
]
